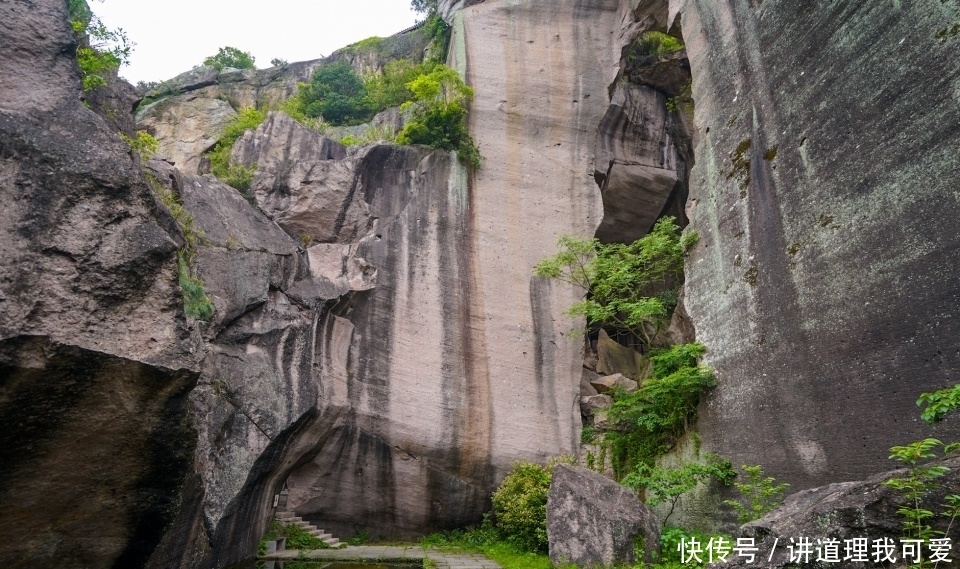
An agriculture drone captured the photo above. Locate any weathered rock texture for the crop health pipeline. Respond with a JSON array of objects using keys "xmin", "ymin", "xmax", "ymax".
[
  {"xmin": 677, "ymin": 0, "xmax": 960, "ymax": 501},
  {"xmin": 0, "ymin": 1, "xmax": 199, "ymax": 567},
  {"xmin": 714, "ymin": 457, "xmax": 960, "ymax": 568},
  {"xmin": 547, "ymin": 464, "xmax": 661, "ymax": 566}
]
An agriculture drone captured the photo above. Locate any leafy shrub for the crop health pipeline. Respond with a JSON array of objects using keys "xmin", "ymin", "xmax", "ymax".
[
  {"xmin": 298, "ymin": 62, "xmax": 373, "ymax": 126},
  {"xmin": 722, "ymin": 465, "xmax": 789, "ymax": 525},
  {"xmin": 491, "ymin": 461, "xmax": 552, "ymax": 553},
  {"xmin": 119, "ymin": 130, "xmax": 159, "ymax": 160},
  {"xmin": 177, "ymin": 254, "xmax": 214, "ymax": 319},
  {"xmin": 605, "ymin": 343, "xmax": 716, "ymax": 478},
  {"xmin": 633, "ymin": 31, "xmax": 685, "ymax": 57},
  {"xmin": 396, "ymin": 65, "xmax": 481, "ymax": 167},
  {"xmin": 624, "ymin": 455, "xmax": 734, "ymax": 526},
  {"xmin": 365, "ymin": 59, "xmax": 439, "ymax": 111},
  {"xmin": 207, "ymin": 107, "xmax": 265, "ymax": 193},
  {"xmin": 69, "ymin": 1, "xmax": 132, "ymax": 92},
  {"xmin": 203, "ymin": 46, "xmax": 255, "ymax": 70}
]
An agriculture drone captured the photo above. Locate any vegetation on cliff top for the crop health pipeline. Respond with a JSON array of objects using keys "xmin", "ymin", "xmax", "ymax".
[
  {"xmin": 68, "ymin": 0, "xmax": 133, "ymax": 92},
  {"xmin": 202, "ymin": 46, "xmax": 256, "ymax": 70}
]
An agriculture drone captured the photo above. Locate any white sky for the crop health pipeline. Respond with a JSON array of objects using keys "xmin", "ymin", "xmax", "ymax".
[{"xmin": 91, "ymin": 0, "xmax": 422, "ymax": 84}]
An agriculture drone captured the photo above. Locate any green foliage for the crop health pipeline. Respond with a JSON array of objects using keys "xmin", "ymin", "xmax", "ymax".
[
  {"xmin": 419, "ymin": 521, "xmax": 554, "ymax": 569},
  {"xmin": 207, "ymin": 107, "xmax": 265, "ymax": 193},
  {"xmin": 146, "ymin": 172, "xmax": 214, "ymax": 321},
  {"xmin": 341, "ymin": 36, "xmax": 387, "ymax": 54},
  {"xmin": 490, "ymin": 461, "xmax": 567, "ymax": 553},
  {"xmin": 70, "ymin": 3, "xmax": 133, "ymax": 92},
  {"xmin": 918, "ymin": 383, "xmax": 960, "ymax": 424},
  {"xmin": 534, "ymin": 217, "xmax": 687, "ymax": 348},
  {"xmin": 884, "ymin": 386, "xmax": 960, "ymax": 564},
  {"xmin": 605, "ymin": 343, "xmax": 715, "ymax": 479},
  {"xmin": 411, "ymin": 0, "xmax": 438, "ymax": 15},
  {"xmin": 297, "ymin": 62, "xmax": 373, "ymax": 126},
  {"xmin": 633, "ymin": 31, "xmax": 685, "ymax": 57},
  {"xmin": 203, "ymin": 46, "xmax": 255, "ymax": 70},
  {"xmin": 395, "ymin": 65, "xmax": 480, "ymax": 167},
  {"xmin": 423, "ymin": 13, "xmax": 452, "ymax": 62},
  {"xmin": 658, "ymin": 526, "xmax": 720, "ymax": 567},
  {"xmin": 722, "ymin": 465, "xmax": 790, "ymax": 525},
  {"xmin": 886, "ymin": 439, "xmax": 953, "ymax": 543},
  {"xmin": 365, "ymin": 59, "xmax": 439, "ymax": 111},
  {"xmin": 119, "ymin": 130, "xmax": 159, "ymax": 160},
  {"xmin": 623, "ymin": 455, "xmax": 734, "ymax": 526},
  {"xmin": 270, "ymin": 58, "xmax": 288, "ymax": 67}
]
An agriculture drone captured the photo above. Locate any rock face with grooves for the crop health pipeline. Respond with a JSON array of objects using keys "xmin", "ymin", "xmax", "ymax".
[{"xmin": 678, "ymin": 0, "xmax": 960, "ymax": 503}]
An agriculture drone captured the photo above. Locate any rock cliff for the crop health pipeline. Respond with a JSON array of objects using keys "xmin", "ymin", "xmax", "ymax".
[
  {"xmin": 6, "ymin": 0, "xmax": 960, "ymax": 566},
  {"xmin": 677, "ymin": 0, "xmax": 960, "ymax": 506}
]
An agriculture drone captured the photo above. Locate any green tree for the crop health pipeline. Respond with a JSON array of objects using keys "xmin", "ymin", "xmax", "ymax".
[
  {"xmin": 623, "ymin": 454, "xmax": 734, "ymax": 526},
  {"xmin": 491, "ymin": 461, "xmax": 552, "ymax": 553},
  {"xmin": 298, "ymin": 62, "xmax": 372, "ymax": 125},
  {"xmin": 203, "ymin": 46, "xmax": 256, "ymax": 70},
  {"xmin": 411, "ymin": 0, "xmax": 438, "ymax": 15},
  {"xmin": 722, "ymin": 465, "xmax": 790, "ymax": 524}
]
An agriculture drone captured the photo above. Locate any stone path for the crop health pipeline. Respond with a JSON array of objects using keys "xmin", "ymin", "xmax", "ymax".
[{"xmin": 265, "ymin": 545, "xmax": 502, "ymax": 568}]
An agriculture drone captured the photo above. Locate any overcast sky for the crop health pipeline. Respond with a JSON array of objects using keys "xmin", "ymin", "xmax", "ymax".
[{"xmin": 91, "ymin": 0, "xmax": 422, "ymax": 84}]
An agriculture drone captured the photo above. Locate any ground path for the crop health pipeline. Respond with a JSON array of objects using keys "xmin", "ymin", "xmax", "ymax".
[{"xmin": 265, "ymin": 544, "xmax": 502, "ymax": 568}]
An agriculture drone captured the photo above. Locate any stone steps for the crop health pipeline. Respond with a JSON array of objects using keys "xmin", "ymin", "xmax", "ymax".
[{"xmin": 275, "ymin": 510, "xmax": 341, "ymax": 547}]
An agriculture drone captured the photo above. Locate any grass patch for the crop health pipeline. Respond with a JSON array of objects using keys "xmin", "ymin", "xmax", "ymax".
[
  {"xmin": 420, "ymin": 528, "xmax": 553, "ymax": 569},
  {"xmin": 145, "ymin": 172, "xmax": 214, "ymax": 321},
  {"xmin": 207, "ymin": 107, "xmax": 265, "ymax": 194}
]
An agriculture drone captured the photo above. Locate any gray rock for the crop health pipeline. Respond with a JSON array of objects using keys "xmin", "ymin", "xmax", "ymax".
[
  {"xmin": 547, "ymin": 464, "xmax": 661, "ymax": 567},
  {"xmin": 137, "ymin": 94, "xmax": 238, "ymax": 174},
  {"xmin": 594, "ymin": 83, "xmax": 688, "ymax": 244},
  {"xmin": 713, "ymin": 457, "xmax": 960, "ymax": 568},
  {"xmin": 680, "ymin": 0, "xmax": 960, "ymax": 505},
  {"xmin": 581, "ymin": 368, "xmax": 601, "ymax": 396}
]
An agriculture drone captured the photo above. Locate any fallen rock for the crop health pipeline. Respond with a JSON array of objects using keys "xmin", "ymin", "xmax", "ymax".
[
  {"xmin": 713, "ymin": 457, "xmax": 960, "ymax": 568},
  {"xmin": 580, "ymin": 394, "xmax": 614, "ymax": 416},
  {"xmin": 581, "ymin": 368, "xmax": 601, "ymax": 396},
  {"xmin": 596, "ymin": 329, "xmax": 651, "ymax": 381},
  {"xmin": 548, "ymin": 464, "xmax": 661, "ymax": 567},
  {"xmin": 590, "ymin": 373, "xmax": 638, "ymax": 394}
]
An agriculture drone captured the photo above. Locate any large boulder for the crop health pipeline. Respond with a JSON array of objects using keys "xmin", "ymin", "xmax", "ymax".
[
  {"xmin": 547, "ymin": 464, "xmax": 661, "ymax": 567},
  {"xmin": 596, "ymin": 329, "xmax": 651, "ymax": 380},
  {"xmin": 714, "ymin": 457, "xmax": 960, "ymax": 568}
]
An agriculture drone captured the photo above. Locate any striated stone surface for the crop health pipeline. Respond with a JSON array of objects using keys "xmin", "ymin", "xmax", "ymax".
[
  {"xmin": 547, "ymin": 464, "xmax": 661, "ymax": 566},
  {"xmin": 678, "ymin": 0, "xmax": 960, "ymax": 499},
  {"xmin": 580, "ymin": 394, "xmax": 614, "ymax": 416}
]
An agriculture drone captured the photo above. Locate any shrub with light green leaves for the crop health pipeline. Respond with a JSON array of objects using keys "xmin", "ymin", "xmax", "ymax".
[
  {"xmin": 396, "ymin": 65, "xmax": 481, "ymax": 168},
  {"xmin": 491, "ymin": 461, "xmax": 552, "ymax": 553}
]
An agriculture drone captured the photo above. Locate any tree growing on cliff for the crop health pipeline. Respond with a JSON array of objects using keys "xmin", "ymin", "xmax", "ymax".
[
  {"xmin": 203, "ymin": 46, "xmax": 256, "ymax": 70},
  {"xmin": 298, "ymin": 62, "xmax": 373, "ymax": 125},
  {"xmin": 68, "ymin": 0, "xmax": 133, "ymax": 91},
  {"xmin": 534, "ymin": 216, "xmax": 695, "ymax": 350}
]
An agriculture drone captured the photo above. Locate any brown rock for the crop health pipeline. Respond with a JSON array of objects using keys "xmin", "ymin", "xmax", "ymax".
[
  {"xmin": 581, "ymin": 368, "xmax": 601, "ymax": 396},
  {"xmin": 590, "ymin": 373, "xmax": 639, "ymax": 394},
  {"xmin": 580, "ymin": 394, "xmax": 614, "ymax": 416},
  {"xmin": 596, "ymin": 329, "xmax": 651, "ymax": 381}
]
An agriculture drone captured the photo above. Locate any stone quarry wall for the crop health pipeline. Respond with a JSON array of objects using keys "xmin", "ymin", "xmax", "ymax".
[{"xmin": 675, "ymin": 0, "xmax": 960, "ymax": 515}]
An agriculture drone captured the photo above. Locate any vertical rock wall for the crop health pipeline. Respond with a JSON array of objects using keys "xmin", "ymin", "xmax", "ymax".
[{"xmin": 677, "ymin": 0, "xmax": 960, "ymax": 498}]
